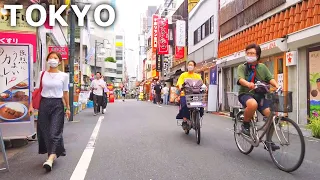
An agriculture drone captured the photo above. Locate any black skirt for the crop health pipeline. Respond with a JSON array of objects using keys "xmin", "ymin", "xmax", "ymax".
[{"xmin": 37, "ymin": 97, "xmax": 66, "ymax": 157}]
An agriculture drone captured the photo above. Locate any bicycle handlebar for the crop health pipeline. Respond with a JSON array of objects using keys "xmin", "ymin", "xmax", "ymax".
[{"xmin": 249, "ymin": 81, "xmax": 282, "ymax": 93}]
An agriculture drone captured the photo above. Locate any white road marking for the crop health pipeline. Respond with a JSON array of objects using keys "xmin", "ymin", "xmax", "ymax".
[{"xmin": 70, "ymin": 116, "xmax": 104, "ymax": 180}]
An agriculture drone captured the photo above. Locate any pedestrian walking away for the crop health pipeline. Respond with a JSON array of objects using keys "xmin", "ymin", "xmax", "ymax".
[
  {"xmin": 28, "ymin": 51, "xmax": 70, "ymax": 172},
  {"xmin": 91, "ymin": 72, "xmax": 106, "ymax": 115},
  {"xmin": 121, "ymin": 86, "xmax": 127, "ymax": 101},
  {"xmin": 154, "ymin": 81, "xmax": 162, "ymax": 107},
  {"xmin": 162, "ymin": 84, "xmax": 169, "ymax": 105}
]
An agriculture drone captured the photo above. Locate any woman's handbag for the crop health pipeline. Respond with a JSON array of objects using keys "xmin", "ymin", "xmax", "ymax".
[
  {"xmin": 32, "ymin": 71, "xmax": 45, "ymax": 109},
  {"xmin": 89, "ymin": 90, "xmax": 94, "ymax": 101}
]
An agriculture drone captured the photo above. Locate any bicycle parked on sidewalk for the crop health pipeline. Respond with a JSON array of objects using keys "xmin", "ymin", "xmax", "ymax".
[{"xmin": 229, "ymin": 81, "xmax": 305, "ymax": 172}]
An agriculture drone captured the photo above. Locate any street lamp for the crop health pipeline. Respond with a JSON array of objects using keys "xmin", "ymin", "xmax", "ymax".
[{"xmin": 94, "ymin": 39, "xmax": 110, "ymax": 74}]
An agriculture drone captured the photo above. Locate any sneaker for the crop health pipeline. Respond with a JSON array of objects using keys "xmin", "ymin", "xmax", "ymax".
[
  {"xmin": 241, "ymin": 123, "xmax": 250, "ymax": 136},
  {"xmin": 43, "ymin": 160, "xmax": 53, "ymax": 172},
  {"xmin": 103, "ymin": 109, "xmax": 106, "ymax": 114},
  {"xmin": 94, "ymin": 113, "xmax": 97, "ymax": 116},
  {"xmin": 182, "ymin": 121, "xmax": 188, "ymax": 130},
  {"xmin": 264, "ymin": 142, "xmax": 280, "ymax": 151}
]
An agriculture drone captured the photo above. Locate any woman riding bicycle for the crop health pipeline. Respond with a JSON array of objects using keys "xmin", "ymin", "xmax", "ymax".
[
  {"xmin": 176, "ymin": 60, "xmax": 205, "ymax": 130},
  {"xmin": 237, "ymin": 44, "xmax": 280, "ymax": 138}
]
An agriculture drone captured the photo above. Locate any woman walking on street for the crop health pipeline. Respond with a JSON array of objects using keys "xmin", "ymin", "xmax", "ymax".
[{"xmin": 28, "ymin": 51, "xmax": 70, "ymax": 172}]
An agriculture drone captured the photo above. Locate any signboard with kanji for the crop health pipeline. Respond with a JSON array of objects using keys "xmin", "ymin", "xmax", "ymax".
[
  {"xmin": 0, "ymin": 44, "xmax": 35, "ymax": 139},
  {"xmin": 286, "ymin": 51, "xmax": 297, "ymax": 66}
]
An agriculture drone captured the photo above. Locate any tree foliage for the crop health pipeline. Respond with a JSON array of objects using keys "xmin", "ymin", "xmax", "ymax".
[{"xmin": 105, "ymin": 57, "xmax": 116, "ymax": 63}]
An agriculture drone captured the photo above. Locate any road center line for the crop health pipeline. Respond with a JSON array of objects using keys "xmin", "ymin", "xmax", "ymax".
[{"xmin": 70, "ymin": 116, "xmax": 104, "ymax": 180}]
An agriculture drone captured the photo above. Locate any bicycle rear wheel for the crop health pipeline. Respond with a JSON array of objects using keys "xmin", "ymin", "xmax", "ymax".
[
  {"xmin": 234, "ymin": 111, "xmax": 254, "ymax": 154},
  {"xmin": 267, "ymin": 117, "xmax": 305, "ymax": 172}
]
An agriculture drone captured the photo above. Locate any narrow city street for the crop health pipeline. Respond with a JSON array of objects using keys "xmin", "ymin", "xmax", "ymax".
[{"xmin": 1, "ymin": 100, "xmax": 320, "ymax": 180}]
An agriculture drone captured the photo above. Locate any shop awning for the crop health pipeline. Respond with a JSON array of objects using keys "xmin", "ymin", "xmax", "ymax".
[
  {"xmin": 217, "ymin": 38, "xmax": 287, "ymax": 68},
  {"xmin": 163, "ymin": 69, "xmax": 184, "ymax": 81},
  {"xmin": 287, "ymin": 25, "xmax": 320, "ymax": 50}
]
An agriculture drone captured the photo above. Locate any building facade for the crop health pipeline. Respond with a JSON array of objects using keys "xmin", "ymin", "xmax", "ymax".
[
  {"xmin": 216, "ymin": 0, "xmax": 320, "ymax": 125},
  {"xmin": 164, "ymin": 0, "xmax": 189, "ymax": 86},
  {"xmin": 115, "ymin": 33, "xmax": 125, "ymax": 86},
  {"xmin": 188, "ymin": 0, "xmax": 219, "ymax": 86}
]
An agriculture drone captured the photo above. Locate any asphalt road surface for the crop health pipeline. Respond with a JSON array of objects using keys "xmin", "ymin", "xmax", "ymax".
[{"xmin": 0, "ymin": 100, "xmax": 320, "ymax": 180}]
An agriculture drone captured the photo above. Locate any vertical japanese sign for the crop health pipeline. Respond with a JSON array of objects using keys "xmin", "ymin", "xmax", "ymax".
[
  {"xmin": 175, "ymin": 20, "xmax": 186, "ymax": 47},
  {"xmin": 210, "ymin": 66, "xmax": 217, "ymax": 85},
  {"xmin": 151, "ymin": 52, "xmax": 156, "ymax": 70},
  {"xmin": 156, "ymin": 53, "xmax": 163, "ymax": 72},
  {"xmin": 286, "ymin": 51, "xmax": 297, "ymax": 66},
  {"xmin": 151, "ymin": 14, "xmax": 159, "ymax": 53},
  {"xmin": 157, "ymin": 18, "xmax": 169, "ymax": 54},
  {"xmin": 0, "ymin": 44, "xmax": 31, "ymax": 125}
]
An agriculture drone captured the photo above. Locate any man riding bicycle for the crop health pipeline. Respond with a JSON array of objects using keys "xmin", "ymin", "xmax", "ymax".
[
  {"xmin": 237, "ymin": 44, "xmax": 280, "ymax": 140},
  {"xmin": 176, "ymin": 60, "xmax": 205, "ymax": 130}
]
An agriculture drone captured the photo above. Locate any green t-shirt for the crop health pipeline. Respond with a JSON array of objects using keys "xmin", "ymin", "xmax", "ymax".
[{"xmin": 237, "ymin": 63, "xmax": 274, "ymax": 95}]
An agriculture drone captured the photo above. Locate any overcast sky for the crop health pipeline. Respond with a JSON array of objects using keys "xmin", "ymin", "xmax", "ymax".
[{"xmin": 113, "ymin": 0, "xmax": 162, "ymax": 77}]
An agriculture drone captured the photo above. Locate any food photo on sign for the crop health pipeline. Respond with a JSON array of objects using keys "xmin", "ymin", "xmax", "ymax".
[{"xmin": 0, "ymin": 45, "xmax": 31, "ymax": 123}]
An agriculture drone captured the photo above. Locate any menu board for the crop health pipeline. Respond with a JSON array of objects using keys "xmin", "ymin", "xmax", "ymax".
[
  {"xmin": 169, "ymin": 87, "xmax": 178, "ymax": 103},
  {"xmin": 0, "ymin": 44, "xmax": 34, "ymax": 139}
]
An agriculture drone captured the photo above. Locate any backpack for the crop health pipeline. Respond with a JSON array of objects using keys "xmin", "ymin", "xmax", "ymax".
[{"xmin": 183, "ymin": 79, "xmax": 203, "ymax": 94}]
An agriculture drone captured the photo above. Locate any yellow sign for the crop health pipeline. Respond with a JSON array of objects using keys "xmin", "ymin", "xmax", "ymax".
[
  {"xmin": 0, "ymin": 8, "xmax": 36, "ymax": 33},
  {"xmin": 115, "ymin": 42, "xmax": 123, "ymax": 47},
  {"xmin": 65, "ymin": 0, "xmax": 71, "ymax": 6},
  {"xmin": 152, "ymin": 69, "xmax": 158, "ymax": 77}
]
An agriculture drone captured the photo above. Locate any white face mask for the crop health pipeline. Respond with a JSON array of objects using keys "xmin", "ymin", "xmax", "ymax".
[
  {"xmin": 245, "ymin": 56, "xmax": 257, "ymax": 63},
  {"xmin": 48, "ymin": 59, "xmax": 59, "ymax": 68},
  {"xmin": 188, "ymin": 66, "xmax": 194, "ymax": 71}
]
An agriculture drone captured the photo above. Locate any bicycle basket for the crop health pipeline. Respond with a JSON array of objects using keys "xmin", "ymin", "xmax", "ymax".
[
  {"xmin": 266, "ymin": 91, "xmax": 293, "ymax": 113},
  {"xmin": 185, "ymin": 94, "xmax": 207, "ymax": 108},
  {"xmin": 226, "ymin": 92, "xmax": 242, "ymax": 108}
]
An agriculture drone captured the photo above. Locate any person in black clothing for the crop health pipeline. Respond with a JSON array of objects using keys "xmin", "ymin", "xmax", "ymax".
[{"xmin": 154, "ymin": 81, "xmax": 162, "ymax": 106}]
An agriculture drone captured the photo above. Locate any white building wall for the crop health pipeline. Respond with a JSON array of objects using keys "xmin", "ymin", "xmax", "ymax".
[{"xmin": 188, "ymin": 0, "xmax": 219, "ymax": 56}]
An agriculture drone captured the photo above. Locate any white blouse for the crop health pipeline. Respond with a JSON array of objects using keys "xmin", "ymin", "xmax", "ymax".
[{"xmin": 35, "ymin": 71, "xmax": 69, "ymax": 98}]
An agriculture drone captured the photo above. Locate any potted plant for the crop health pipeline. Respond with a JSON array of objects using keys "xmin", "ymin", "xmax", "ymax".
[{"xmin": 307, "ymin": 117, "xmax": 320, "ymax": 138}]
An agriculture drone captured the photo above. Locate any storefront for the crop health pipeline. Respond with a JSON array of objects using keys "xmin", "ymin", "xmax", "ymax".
[
  {"xmin": 195, "ymin": 61, "xmax": 215, "ymax": 86},
  {"xmin": 217, "ymin": 39, "xmax": 288, "ymax": 112},
  {"xmin": 286, "ymin": 24, "xmax": 320, "ymax": 125}
]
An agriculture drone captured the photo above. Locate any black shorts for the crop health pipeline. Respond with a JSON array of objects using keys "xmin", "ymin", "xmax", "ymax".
[{"xmin": 238, "ymin": 94, "xmax": 271, "ymax": 114}]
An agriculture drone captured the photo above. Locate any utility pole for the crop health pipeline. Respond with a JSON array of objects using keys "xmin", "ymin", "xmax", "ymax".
[
  {"xmin": 94, "ymin": 40, "xmax": 97, "ymax": 74},
  {"xmin": 68, "ymin": 0, "xmax": 75, "ymax": 121}
]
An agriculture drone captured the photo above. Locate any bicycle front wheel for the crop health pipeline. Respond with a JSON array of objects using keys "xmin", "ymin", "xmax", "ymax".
[
  {"xmin": 267, "ymin": 117, "xmax": 305, "ymax": 172},
  {"xmin": 194, "ymin": 111, "xmax": 201, "ymax": 145}
]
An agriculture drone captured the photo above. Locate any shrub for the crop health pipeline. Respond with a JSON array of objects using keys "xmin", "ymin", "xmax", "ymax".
[
  {"xmin": 105, "ymin": 57, "xmax": 116, "ymax": 63},
  {"xmin": 306, "ymin": 117, "xmax": 320, "ymax": 138}
]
